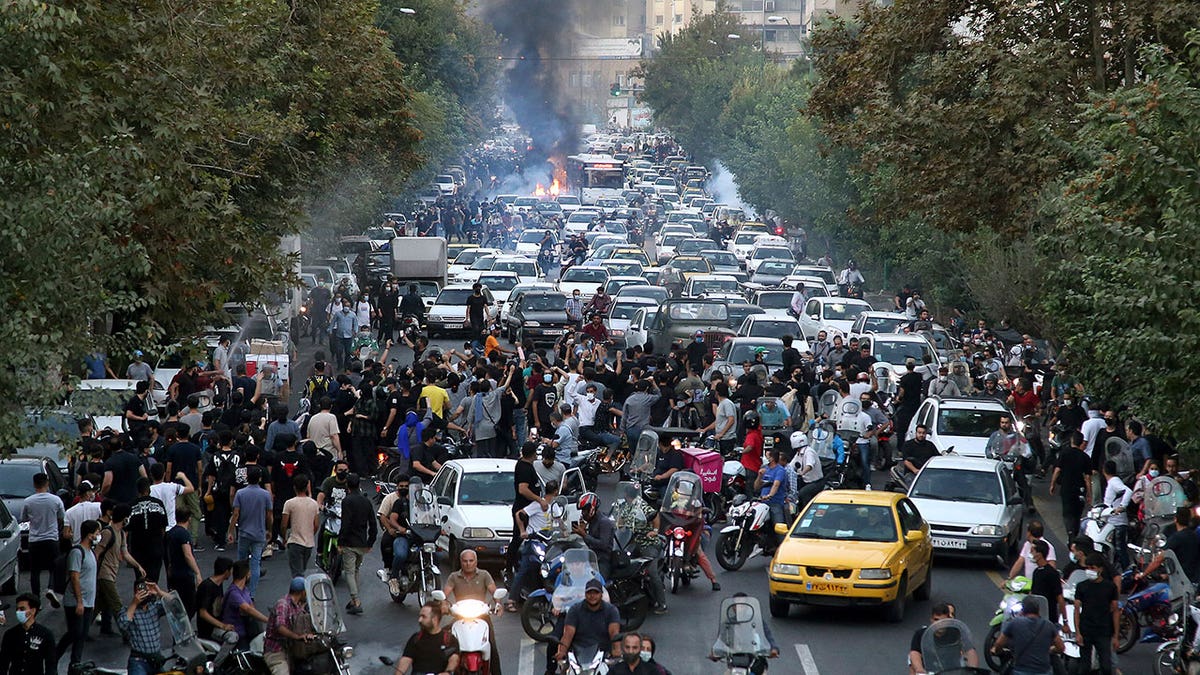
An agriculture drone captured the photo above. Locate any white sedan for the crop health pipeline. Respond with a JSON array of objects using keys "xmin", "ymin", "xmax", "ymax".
[{"xmin": 558, "ymin": 266, "xmax": 610, "ymax": 301}]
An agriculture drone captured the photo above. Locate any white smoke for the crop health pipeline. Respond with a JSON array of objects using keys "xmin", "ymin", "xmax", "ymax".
[{"xmin": 706, "ymin": 162, "xmax": 754, "ymax": 218}]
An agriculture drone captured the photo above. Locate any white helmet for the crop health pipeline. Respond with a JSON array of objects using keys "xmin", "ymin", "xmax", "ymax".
[{"xmin": 790, "ymin": 430, "xmax": 809, "ymax": 450}]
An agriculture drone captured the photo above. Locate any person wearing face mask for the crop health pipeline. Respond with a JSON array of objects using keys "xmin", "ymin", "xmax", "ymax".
[
  {"xmin": 1132, "ymin": 459, "xmax": 1161, "ymax": 510},
  {"xmin": 613, "ymin": 632, "xmax": 657, "ymax": 675},
  {"xmin": 377, "ymin": 280, "xmax": 399, "ymax": 342},
  {"xmin": 927, "ymin": 366, "xmax": 960, "ymax": 398},
  {"xmin": 0, "ymin": 594, "xmax": 56, "ymax": 675},
  {"xmin": 57, "ymin": 519, "xmax": 100, "ymax": 669},
  {"xmin": 639, "ymin": 634, "xmax": 671, "ymax": 675},
  {"xmin": 328, "ymin": 300, "xmax": 360, "ymax": 371},
  {"xmin": 532, "ymin": 371, "xmax": 560, "ymax": 438},
  {"xmin": 578, "ymin": 384, "xmax": 620, "ymax": 456},
  {"xmin": 1072, "ymin": 553, "xmax": 1120, "ymax": 675},
  {"xmin": 565, "ymin": 290, "xmax": 585, "ymax": 327},
  {"xmin": 683, "ymin": 330, "xmax": 708, "ymax": 374},
  {"xmin": 354, "ymin": 291, "xmax": 374, "ymax": 330}
]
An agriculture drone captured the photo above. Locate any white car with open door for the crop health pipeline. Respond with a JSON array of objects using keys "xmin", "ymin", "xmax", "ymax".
[
  {"xmin": 607, "ymin": 296, "xmax": 659, "ymax": 349},
  {"xmin": 796, "ymin": 296, "xmax": 873, "ymax": 340}
]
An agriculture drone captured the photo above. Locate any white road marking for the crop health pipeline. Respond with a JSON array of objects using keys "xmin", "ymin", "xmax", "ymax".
[
  {"xmin": 519, "ymin": 637, "xmax": 537, "ymax": 675},
  {"xmin": 796, "ymin": 643, "xmax": 820, "ymax": 675}
]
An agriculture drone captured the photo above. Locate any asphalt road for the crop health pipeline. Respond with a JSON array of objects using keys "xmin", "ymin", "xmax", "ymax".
[{"xmin": 58, "ymin": 334, "xmax": 1161, "ymax": 674}]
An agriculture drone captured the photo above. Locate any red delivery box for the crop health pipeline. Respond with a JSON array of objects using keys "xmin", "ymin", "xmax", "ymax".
[{"xmin": 681, "ymin": 447, "xmax": 722, "ymax": 493}]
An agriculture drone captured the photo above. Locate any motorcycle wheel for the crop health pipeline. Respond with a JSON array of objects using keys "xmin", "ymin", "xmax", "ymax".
[
  {"xmin": 621, "ymin": 595, "xmax": 651, "ymax": 631},
  {"xmin": 317, "ymin": 532, "xmax": 342, "ymax": 584},
  {"xmin": 715, "ymin": 530, "xmax": 748, "ymax": 571},
  {"xmin": 1116, "ymin": 608, "xmax": 1138, "ymax": 653},
  {"xmin": 520, "ymin": 596, "xmax": 557, "ymax": 643},
  {"xmin": 418, "ymin": 567, "xmax": 439, "ymax": 606},
  {"xmin": 1155, "ymin": 642, "xmax": 1179, "ymax": 675},
  {"xmin": 704, "ymin": 493, "xmax": 725, "ymax": 525},
  {"xmin": 667, "ymin": 562, "xmax": 680, "ymax": 594},
  {"xmin": 982, "ymin": 624, "xmax": 1005, "ymax": 672}
]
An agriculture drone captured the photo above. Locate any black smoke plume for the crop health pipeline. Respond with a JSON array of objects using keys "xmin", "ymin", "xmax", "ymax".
[{"xmin": 482, "ymin": 0, "xmax": 580, "ymax": 161}]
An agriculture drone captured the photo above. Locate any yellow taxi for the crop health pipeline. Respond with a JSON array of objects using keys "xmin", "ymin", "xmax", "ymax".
[
  {"xmin": 611, "ymin": 247, "xmax": 654, "ymax": 268},
  {"xmin": 661, "ymin": 255, "xmax": 713, "ymax": 281},
  {"xmin": 767, "ymin": 490, "xmax": 932, "ymax": 622}
]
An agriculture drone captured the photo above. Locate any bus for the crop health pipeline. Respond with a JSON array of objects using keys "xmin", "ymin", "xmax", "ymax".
[{"xmin": 566, "ymin": 153, "xmax": 625, "ymax": 205}]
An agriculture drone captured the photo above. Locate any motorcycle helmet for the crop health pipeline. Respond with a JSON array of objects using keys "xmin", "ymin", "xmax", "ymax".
[
  {"xmin": 577, "ymin": 492, "xmax": 600, "ymax": 514},
  {"xmin": 790, "ymin": 430, "xmax": 809, "ymax": 450},
  {"xmin": 742, "ymin": 410, "xmax": 760, "ymax": 429}
]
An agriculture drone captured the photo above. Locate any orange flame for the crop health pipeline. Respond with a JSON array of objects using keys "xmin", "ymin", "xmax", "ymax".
[
  {"xmin": 533, "ymin": 183, "xmax": 547, "ymax": 197},
  {"xmin": 549, "ymin": 179, "xmax": 561, "ymax": 197}
]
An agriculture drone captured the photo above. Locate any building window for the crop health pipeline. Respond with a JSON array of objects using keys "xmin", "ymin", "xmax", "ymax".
[
  {"xmin": 764, "ymin": 29, "xmax": 777, "ymax": 42},
  {"xmin": 655, "ymin": 14, "xmax": 663, "ymax": 25},
  {"xmin": 613, "ymin": 14, "xmax": 625, "ymax": 26},
  {"xmin": 673, "ymin": 13, "xmax": 683, "ymax": 23},
  {"xmin": 569, "ymin": 72, "xmax": 581, "ymax": 88}
]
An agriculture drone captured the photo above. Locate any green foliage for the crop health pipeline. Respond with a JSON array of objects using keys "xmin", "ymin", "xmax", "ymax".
[
  {"xmin": 0, "ymin": 0, "xmax": 422, "ymax": 448},
  {"xmin": 1041, "ymin": 42, "xmax": 1200, "ymax": 448}
]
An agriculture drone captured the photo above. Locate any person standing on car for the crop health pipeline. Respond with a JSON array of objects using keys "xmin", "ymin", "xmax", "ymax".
[{"xmin": 20, "ymin": 472, "xmax": 65, "ymax": 599}]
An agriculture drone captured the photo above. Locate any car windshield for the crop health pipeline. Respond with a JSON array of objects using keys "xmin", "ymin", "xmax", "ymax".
[
  {"xmin": 864, "ymin": 316, "xmax": 907, "ymax": 333},
  {"xmin": 620, "ymin": 287, "xmax": 667, "ymax": 302},
  {"xmin": 734, "ymin": 233, "xmax": 759, "ymax": 245},
  {"xmin": 724, "ymin": 341, "xmax": 782, "ymax": 364},
  {"xmin": 454, "ymin": 250, "xmax": 487, "ymax": 265},
  {"xmin": 556, "ymin": 196, "xmax": 580, "ymax": 206},
  {"xmin": 756, "ymin": 293, "xmax": 792, "ymax": 309},
  {"xmin": 479, "ymin": 276, "xmax": 518, "ymax": 291},
  {"xmin": 611, "ymin": 302, "xmax": 653, "ymax": 320},
  {"xmin": 746, "ymin": 321, "xmax": 796, "ymax": 339},
  {"xmin": 492, "ymin": 261, "xmax": 536, "ymax": 276},
  {"xmin": 822, "ymin": 302, "xmax": 870, "ymax": 321},
  {"xmin": 0, "ymin": 463, "xmax": 42, "ymax": 499},
  {"xmin": 604, "ymin": 263, "xmax": 642, "ymax": 276},
  {"xmin": 468, "ymin": 257, "xmax": 497, "ymax": 270},
  {"xmin": 367, "ymin": 252, "xmax": 390, "ymax": 267},
  {"xmin": 515, "ymin": 198, "xmax": 538, "ymax": 206},
  {"xmin": 756, "ymin": 262, "xmax": 792, "ymax": 276},
  {"xmin": 523, "ymin": 294, "xmax": 566, "ymax": 312},
  {"xmin": 910, "ymin": 468, "xmax": 1003, "ymax": 504},
  {"xmin": 874, "ymin": 339, "xmax": 934, "ymax": 365},
  {"xmin": 323, "ymin": 260, "xmax": 351, "ymax": 274},
  {"xmin": 671, "ymin": 259, "xmax": 709, "ymax": 272},
  {"xmin": 667, "ymin": 302, "xmax": 728, "ymax": 322},
  {"xmin": 661, "ymin": 234, "xmax": 687, "ymax": 247},
  {"xmin": 937, "ymin": 408, "xmax": 1013, "ymax": 437},
  {"xmin": 413, "ymin": 282, "xmax": 439, "ymax": 298},
  {"xmin": 458, "ymin": 472, "xmax": 512, "ymax": 505},
  {"xmin": 436, "ymin": 289, "xmax": 475, "ymax": 305},
  {"xmin": 790, "ymin": 503, "xmax": 898, "ymax": 543},
  {"xmin": 702, "ymin": 251, "xmax": 738, "ymax": 267},
  {"xmin": 691, "ymin": 279, "xmax": 739, "ymax": 294},
  {"xmin": 752, "ymin": 248, "xmax": 792, "ymax": 261},
  {"xmin": 562, "ymin": 268, "xmax": 608, "ymax": 283},
  {"xmin": 676, "ymin": 240, "xmax": 710, "ymax": 255},
  {"xmin": 71, "ymin": 388, "xmax": 133, "ymax": 414},
  {"xmin": 519, "ymin": 231, "xmax": 548, "ymax": 243}
]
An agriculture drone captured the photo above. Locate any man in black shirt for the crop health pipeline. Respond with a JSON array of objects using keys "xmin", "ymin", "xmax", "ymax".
[
  {"xmin": 1073, "ymin": 553, "xmax": 1119, "ymax": 674},
  {"xmin": 0, "ymin": 594, "xmax": 56, "ymax": 675},
  {"xmin": 894, "ymin": 359, "xmax": 924, "ymax": 442},
  {"xmin": 126, "ymin": 477, "xmax": 168, "ymax": 582},
  {"xmin": 396, "ymin": 601, "xmax": 459, "ymax": 675},
  {"xmin": 684, "ymin": 331, "xmax": 707, "ymax": 374},
  {"xmin": 1137, "ymin": 506, "xmax": 1200, "ymax": 585},
  {"xmin": 103, "ymin": 440, "xmax": 147, "ymax": 506},
  {"xmin": 1050, "ymin": 431, "xmax": 1093, "ymax": 539},
  {"xmin": 891, "ymin": 424, "xmax": 938, "ymax": 488},
  {"xmin": 410, "ymin": 427, "xmax": 449, "ymax": 483},
  {"xmin": 465, "ymin": 283, "xmax": 490, "ymax": 341},
  {"xmin": 508, "ymin": 442, "xmax": 545, "ymax": 572},
  {"xmin": 196, "ymin": 557, "xmax": 234, "ymax": 636},
  {"xmin": 1029, "ymin": 540, "xmax": 1065, "ymax": 624},
  {"xmin": 908, "ymin": 602, "xmax": 956, "ymax": 675},
  {"xmin": 378, "ymin": 281, "xmax": 400, "ymax": 342}
]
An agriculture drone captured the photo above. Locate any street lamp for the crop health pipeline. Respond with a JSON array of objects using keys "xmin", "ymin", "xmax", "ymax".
[
  {"xmin": 398, "ymin": 7, "xmax": 416, "ymax": 14},
  {"xmin": 727, "ymin": 33, "xmax": 741, "ymax": 39}
]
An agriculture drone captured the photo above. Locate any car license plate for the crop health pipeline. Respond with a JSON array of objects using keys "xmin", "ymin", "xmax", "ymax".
[
  {"xmin": 805, "ymin": 582, "xmax": 845, "ymax": 593},
  {"xmin": 931, "ymin": 536, "xmax": 968, "ymax": 550},
  {"xmin": 444, "ymin": 323, "xmax": 462, "ymax": 329},
  {"xmin": 543, "ymin": 329, "xmax": 562, "ymax": 335}
]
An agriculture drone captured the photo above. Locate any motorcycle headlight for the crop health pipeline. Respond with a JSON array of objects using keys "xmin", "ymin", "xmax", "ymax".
[
  {"xmin": 540, "ymin": 563, "xmax": 551, "ymax": 578},
  {"xmin": 972, "ymin": 524, "xmax": 1003, "ymax": 536},
  {"xmin": 462, "ymin": 528, "xmax": 495, "ymax": 539},
  {"xmin": 423, "ymin": 543, "xmax": 437, "ymax": 553},
  {"xmin": 771, "ymin": 563, "xmax": 800, "ymax": 576},
  {"xmin": 341, "ymin": 646, "xmax": 355, "ymax": 660},
  {"xmin": 859, "ymin": 568, "xmax": 892, "ymax": 580}
]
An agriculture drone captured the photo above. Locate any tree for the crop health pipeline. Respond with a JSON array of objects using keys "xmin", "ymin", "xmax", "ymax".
[
  {"xmin": 0, "ymin": 0, "xmax": 422, "ymax": 447},
  {"xmin": 1041, "ymin": 41, "xmax": 1200, "ymax": 449}
]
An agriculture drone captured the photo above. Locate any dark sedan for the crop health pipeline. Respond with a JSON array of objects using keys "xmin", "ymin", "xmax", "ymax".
[{"xmin": 504, "ymin": 291, "xmax": 574, "ymax": 344}]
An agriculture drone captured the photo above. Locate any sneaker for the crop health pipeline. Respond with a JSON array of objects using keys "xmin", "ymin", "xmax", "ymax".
[
  {"xmin": 215, "ymin": 544, "xmax": 226, "ymax": 552},
  {"xmin": 262, "ymin": 547, "xmax": 274, "ymax": 560},
  {"xmin": 652, "ymin": 604, "xmax": 668, "ymax": 615},
  {"xmin": 388, "ymin": 579, "xmax": 401, "ymax": 596},
  {"xmin": 711, "ymin": 581, "xmax": 721, "ymax": 592},
  {"xmin": 44, "ymin": 590, "xmax": 62, "ymax": 609},
  {"xmin": 376, "ymin": 569, "xmax": 389, "ymax": 583},
  {"xmin": 193, "ymin": 545, "xmax": 207, "ymax": 553},
  {"xmin": 865, "ymin": 484, "xmax": 872, "ymax": 491},
  {"xmin": 347, "ymin": 604, "xmax": 364, "ymax": 615}
]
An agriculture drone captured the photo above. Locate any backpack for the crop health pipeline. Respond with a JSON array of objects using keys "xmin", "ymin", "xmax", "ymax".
[
  {"xmin": 52, "ymin": 545, "xmax": 84, "ymax": 596},
  {"xmin": 306, "ymin": 375, "xmax": 332, "ymax": 401}
]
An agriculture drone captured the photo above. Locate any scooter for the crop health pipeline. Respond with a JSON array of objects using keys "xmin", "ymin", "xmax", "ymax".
[
  {"xmin": 433, "ymin": 589, "xmax": 507, "ymax": 675},
  {"xmin": 982, "ymin": 576, "xmax": 1035, "ymax": 672},
  {"xmin": 316, "ymin": 506, "xmax": 343, "ymax": 584},
  {"xmin": 710, "ymin": 595, "xmax": 774, "ymax": 675},
  {"xmin": 714, "ymin": 496, "xmax": 774, "ymax": 571},
  {"xmin": 561, "ymin": 647, "xmax": 611, "ymax": 675},
  {"xmin": 1080, "ymin": 505, "xmax": 1119, "ymax": 564}
]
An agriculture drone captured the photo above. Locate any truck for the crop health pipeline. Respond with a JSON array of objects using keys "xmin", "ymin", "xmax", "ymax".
[{"xmin": 391, "ymin": 236, "xmax": 447, "ymax": 290}]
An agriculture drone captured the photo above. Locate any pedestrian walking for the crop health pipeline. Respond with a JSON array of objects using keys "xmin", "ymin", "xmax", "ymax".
[
  {"xmin": 1050, "ymin": 431, "xmax": 1093, "ymax": 539},
  {"xmin": 281, "ymin": 475, "xmax": 319, "ymax": 578},
  {"xmin": 228, "ymin": 466, "xmax": 273, "ymax": 599},
  {"xmin": 126, "ymin": 478, "xmax": 168, "ymax": 583},
  {"xmin": 1073, "ymin": 553, "xmax": 1120, "ymax": 674},
  {"xmin": 338, "ymin": 473, "xmax": 377, "ymax": 615},
  {"xmin": 95, "ymin": 501, "xmax": 145, "ymax": 636},
  {"xmin": 57, "ymin": 520, "xmax": 99, "ymax": 669},
  {"xmin": 164, "ymin": 510, "xmax": 203, "ymax": 616},
  {"xmin": 20, "ymin": 472, "xmax": 65, "ymax": 598}
]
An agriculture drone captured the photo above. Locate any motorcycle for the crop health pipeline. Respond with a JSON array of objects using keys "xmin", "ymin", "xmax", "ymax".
[
  {"xmin": 1142, "ymin": 476, "xmax": 1188, "ymax": 546},
  {"xmin": 1079, "ymin": 505, "xmax": 1120, "ymax": 564},
  {"xmin": 432, "ymin": 588, "xmax": 508, "ymax": 675},
  {"xmin": 1154, "ymin": 603, "xmax": 1200, "ymax": 675},
  {"xmin": 709, "ymin": 595, "xmax": 773, "ymax": 675},
  {"xmin": 982, "ymin": 576, "xmax": 1040, "ymax": 672},
  {"xmin": 388, "ymin": 478, "xmax": 443, "ymax": 606},
  {"xmin": 917, "ymin": 618, "xmax": 988, "ymax": 674},
  {"xmin": 316, "ymin": 506, "xmax": 343, "ymax": 584},
  {"xmin": 1117, "ymin": 547, "xmax": 1193, "ymax": 653},
  {"xmin": 715, "ymin": 495, "xmax": 774, "ymax": 571},
  {"xmin": 72, "ymin": 590, "xmax": 224, "ymax": 675},
  {"xmin": 399, "ymin": 313, "xmax": 423, "ymax": 341},
  {"xmin": 561, "ymin": 648, "xmax": 611, "ymax": 675},
  {"xmin": 521, "ymin": 548, "xmax": 603, "ymax": 642},
  {"xmin": 658, "ymin": 471, "xmax": 705, "ymax": 594}
]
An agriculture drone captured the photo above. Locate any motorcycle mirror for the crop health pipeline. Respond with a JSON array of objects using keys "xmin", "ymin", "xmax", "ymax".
[
  {"xmin": 774, "ymin": 523, "xmax": 789, "ymax": 536},
  {"xmin": 431, "ymin": 590, "xmax": 446, "ymax": 602},
  {"xmin": 493, "ymin": 588, "xmax": 509, "ymax": 602}
]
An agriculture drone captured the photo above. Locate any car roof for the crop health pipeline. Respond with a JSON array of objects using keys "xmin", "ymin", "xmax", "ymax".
[
  {"xmin": 933, "ymin": 396, "xmax": 1011, "ymax": 412},
  {"xmin": 75, "ymin": 379, "xmax": 140, "ymax": 390},
  {"xmin": 613, "ymin": 295, "xmax": 658, "ymax": 305},
  {"xmin": 810, "ymin": 489, "xmax": 903, "ymax": 507},
  {"xmin": 441, "ymin": 283, "xmax": 484, "ymax": 291},
  {"xmin": 874, "ymin": 333, "xmax": 934, "ymax": 345},
  {"xmin": 862, "ymin": 311, "xmax": 908, "ymax": 319},
  {"xmin": 688, "ymin": 274, "xmax": 739, "ymax": 282},
  {"xmin": 445, "ymin": 458, "xmax": 518, "ymax": 474},
  {"xmin": 0, "ymin": 456, "xmax": 55, "ymax": 466},
  {"xmin": 478, "ymin": 271, "xmax": 520, "ymax": 279},
  {"xmin": 921, "ymin": 455, "xmax": 1002, "ymax": 473}
]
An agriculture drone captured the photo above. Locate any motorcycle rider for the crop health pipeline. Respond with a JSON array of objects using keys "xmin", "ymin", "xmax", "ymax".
[
  {"xmin": 555, "ymin": 579, "xmax": 621, "ymax": 666},
  {"xmin": 989, "ymin": 596, "xmax": 1065, "ymax": 675},
  {"xmin": 574, "ymin": 493, "xmax": 616, "ymax": 578},
  {"xmin": 836, "ymin": 259, "xmax": 864, "ymax": 296},
  {"xmin": 263, "ymin": 577, "xmax": 316, "ymax": 675},
  {"xmin": 753, "ymin": 449, "xmax": 787, "ymax": 554},
  {"xmin": 394, "ymin": 600, "xmax": 459, "ymax": 675},
  {"xmin": 610, "ymin": 487, "xmax": 668, "ymax": 615},
  {"xmin": 707, "ymin": 592, "xmax": 779, "ymax": 674},
  {"xmin": 889, "ymin": 424, "xmax": 938, "ymax": 490},
  {"xmin": 613, "ymin": 632, "xmax": 658, "ymax": 675},
  {"xmin": 383, "ymin": 475, "xmax": 411, "ymax": 598},
  {"xmin": 442, "ymin": 549, "xmax": 502, "ymax": 675},
  {"xmin": 791, "ymin": 432, "xmax": 825, "ymax": 515},
  {"xmin": 986, "ymin": 416, "xmax": 1033, "ymax": 511},
  {"xmin": 585, "ymin": 286, "xmax": 612, "ymax": 319}
]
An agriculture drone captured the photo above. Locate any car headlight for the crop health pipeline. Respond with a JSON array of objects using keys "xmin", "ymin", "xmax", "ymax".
[
  {"xmin": 771, "ymin": 563, "xmax": 800, "ymax": 576},
  {"xmin": 609, "ymin": 329, "xmax": 624, "ymax": 337},
  {"xmin": 859, "ymin": 568, "xmax": 893, "ymax": 580},
  {"xmin": 526, "ymin": 321, "xmax": 541, "ymax": 327},
  {"xmin": 461, "ymin": 527, "xmax": 495, "ymax": 539},
  {"xmin": 972, "ymin": 524, "xmax": 1004, "ymax": 536}
]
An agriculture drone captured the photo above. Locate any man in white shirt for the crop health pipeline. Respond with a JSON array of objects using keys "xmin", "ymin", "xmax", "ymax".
[
  {"xmin": 149, "ymin": 464, "xmax": 193, "ymax": 530},
  {"xmin": 791, "ymin": 435, "xmax": 825, "ymax": 515},
  {"xmin": 1008, "ymin": 521, "xmax": 1057, "ymax": 580},
  {"xmin": 789, "ymin": 282, "xmax": 809, "ymax": 317},
  {"xmin": 519, "ymin": 481, "xmax": 561, "ymax": 536},
  {"xmin": 306, "ymin": 396, "xmax": 343, "ymax": 460},
  {"xmin": 1080, "ymin": 408, "xmax": 1106, "ymax": 459},
  {"xmin": 1102, "ymin": 459, "xmax": 1133, "ymax": 569},
  {"xmin": 64, "ymin": 480, "xmax": 102, "ymax": 545}
]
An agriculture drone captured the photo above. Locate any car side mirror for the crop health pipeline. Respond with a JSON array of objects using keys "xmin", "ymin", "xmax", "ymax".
[
  {"xmin": 808, "ymin": 314, "xmax": 818, "ymax": 320},
  {"xmin": 437, "ymin": 496, "xmax": 452, "ymax": 507},
  {"xmin": 774, "ymin": 523, "xmax": 789, "ymax": 536},
  {"xmin": 0, "ymin": 530, "xmax": 13, "ymax": 539},
  {"xmin": 1008, "ymin": 495, "xmax": 1023, "ymax": 506},
  {"xmin": 905, "ymin": 530, "xmax": 926, "ymax": 543}
]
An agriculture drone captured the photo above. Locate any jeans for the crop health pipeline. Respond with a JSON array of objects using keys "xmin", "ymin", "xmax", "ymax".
[
  {"xmin": 390, "ymin": 536, "xmax": 411, "ymax": 578},
  {"xmin": 856, "ymin": 442, "xmax": 872, "ymax": 488},
  {"xmin": 336, "ymin": 336, "xmax": 353, "ymax": 370},
  {"xmin": 624, "ymin": 426, "xmax": 644, "ymax": 452},
  {"xmin": 580, "ymin": 426, "xmax": 620, "ymax": 451},
  {"xmin": 767, "ymin": 502, "xmax": 787, "ymax": 549},
  {"xmin": 513, "ymin": 409, "xmax": 528, "ymax": 455},
  {"xmin": 1079, "ymin": 635, "xmax": 1115, "ymax": 674},
  {"xmin": 1112, "ymin": 524, "xmax": 1129, "ymax": 569},
  {"xmin": 342, "ymin": 546, "xmax": 367, "ymax": 602},
  {"xmin": 237, "ymin": 536, "xmax": 265, "ymax": 598},
  {"xmin": 286, "ymin": 543, "xmax": 312, "ymax": 578},
  {"xmin": 127, "ymin": 654, "xmax": 164, "ymax": 675},
  {"xmin": 58, "ymin": 606, "xmax": 94, "ymax": 665},
  {"xmin": 640, "ymin": 541, "xmax": 667, "ymax": 606},
  {"xmin": 474, "ymin": 436, "xmax": 498, "ymax": 459},
  {"xmin": 513, "ymin": 539, "xmax": 540, "ymax": 602},
  {"xmin": 27, "ymin": 539, "xmax": 57, "ymax": 595}
]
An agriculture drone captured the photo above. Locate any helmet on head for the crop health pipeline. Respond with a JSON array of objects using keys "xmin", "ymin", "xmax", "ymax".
[
  {"xmin": 847, "ymin": 259, "xmax": 857, "ymax": 267},
  {"xmin": 790, "ymin": 430, "xmax": 809, "ymax": 450},
  {"xmin": 578, "ymin": 492, "xmax": 600, "ymax": 513},
  {"xmin": 742, "ymin": 410, "xmax": 760, "ymax": 429}
]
